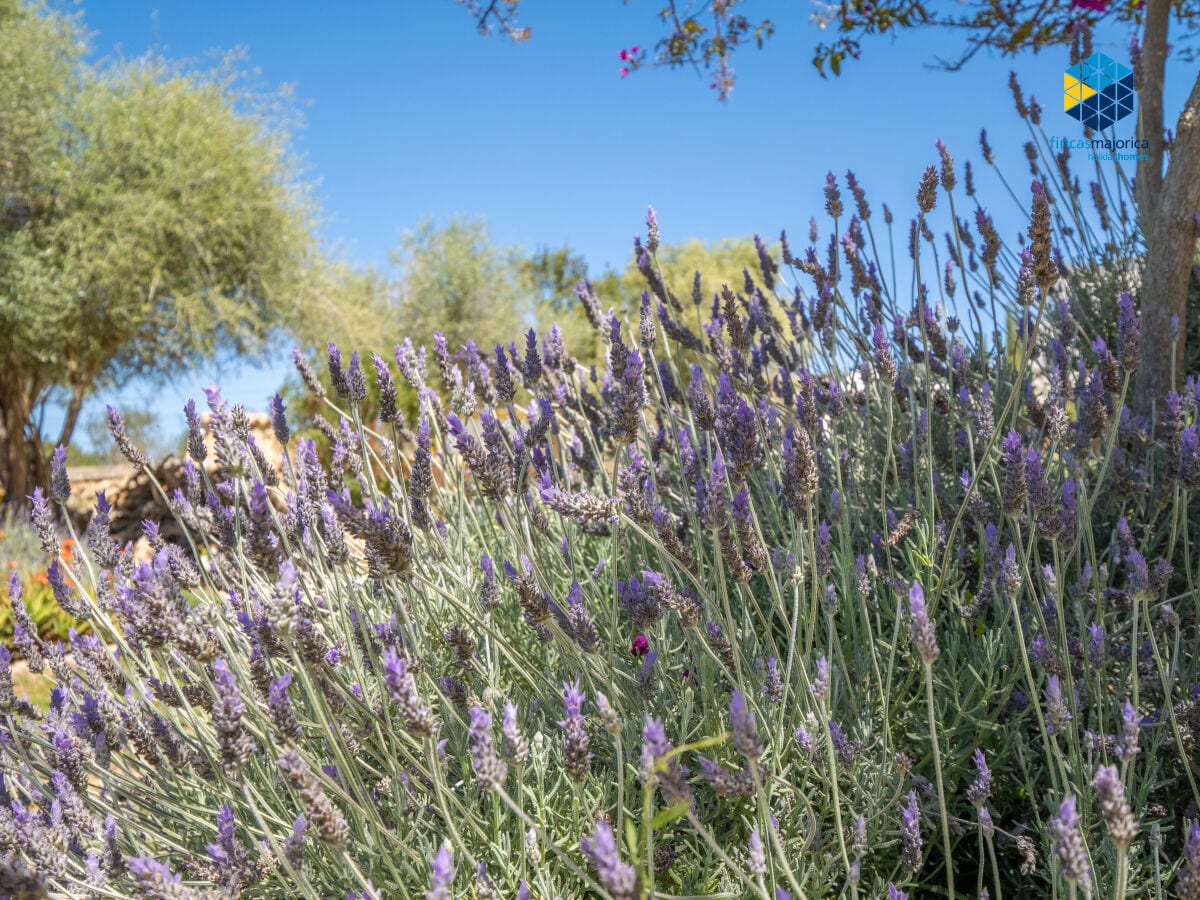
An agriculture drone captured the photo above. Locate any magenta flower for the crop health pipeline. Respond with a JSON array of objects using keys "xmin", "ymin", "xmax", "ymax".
[{"xmin": 630, "ymin": 634, "xmax": 650, "ymax": 658}]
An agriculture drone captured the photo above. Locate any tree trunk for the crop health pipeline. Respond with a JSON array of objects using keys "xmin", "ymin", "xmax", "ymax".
[
  {"xmin": 56, "ymin": 374, "xmax": 93, "ymax": 449},
  {"xmin": 0, "ymin": 355, "xmax": 32, "ymax": 508},
  {"xmin": 1133, "ymin": 67, "xmax": 1200, "ymax": 419},
  {"xmin": 1134, "ymin": 0, "xmax": 1168, "ymax": 224}
]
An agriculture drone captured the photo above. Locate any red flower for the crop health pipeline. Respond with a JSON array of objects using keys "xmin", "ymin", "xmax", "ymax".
[{"xmin": 630, "ymin": 634, "xmax": 649, "ymax": 657}]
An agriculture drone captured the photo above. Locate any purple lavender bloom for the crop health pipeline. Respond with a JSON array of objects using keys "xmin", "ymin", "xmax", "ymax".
[
  {"xmin": 207, "ymin": 805, "xmax": 251, "ymax": 884},
  {"xmin": 824, "ymin": 171, "xmax": 843, "ymax": 217},
  {"xmin": 811, "ymin": 656, "xmax": 831, "ymax": 703},
  {"xmin": 106, "ymin": 405, "xmax": 148, "ymax": 466},
  {"xmin": 617, "ymin": 576, "xmax": 663, "ymax": 630},
  {"xmin": 645, "ymin": 205, "xmax": 660, "ymax": 252},
  {"xmin": 1049, "ymin": 796, "xmax": 1091, "ymax": 889},
  {"xmin": 828, "ymin": 719, "xmax": 857, "ymax": 769},
  {"xmin": 28, "ymin": 487, "xmax": 57, "ymax": 556},
  {"xmin": 478, "ymin": 554, "xmax": 500, "ymax": 613},
  {"xmin": 183, "ymin": 399, "xmax": 208, "ymax": 464},
  {"xmin": 280, "ymin": 815, "xmax": 306, "ymax": 869},
  {"xmin": 1030, "ymin": 634, "xmax": 1055, "ymax": 671},
  {"xmin": 501, "ymin": 700, "xmax": 530, "ymax": 767},
  {"xmin": 383, "ymin": 650, "xmax": 437, "ymax": 738},
  {"xmin": 1117, "ymin": 699, "xmax": 1140, "ymax": 763},
  {"xmin": 640, "ymin": 716, "xmax": 692, "ymax": 805},
  {"xmin": 581, "ymin": 820, "xmax": 640, "ymax": 900},
  {"xmin": 1126, "ymin": 548, "xmax": 1153, "ymax": 600},
  {"xmin": 1116, "ymin": 292, "xmax": 1140, "ymax": 372},
  {"xmin": 1044, "ymin": 675, "xmax": 1071, "ymax": 734},
  {"xmin": 561, "ymin": 678, "xmax": 591, "ymax": 783},
  {"xmin": 48, "ymin": 445, "xmax": 71, "ymax": 504},
  {"xmin": 370, "ymin": 355, "xmax": 398, "ymax": 425},
  {"xmin": 269, "ymin": 673, "xmax": 300, "ymax": 738},
  {"xmin": 1176, "ymin": 822, "xmax": 1200, "ymax": 898},
  {"xmin": 467, "ymin": 705, "xmax": 507, "ymax": 788},
  {"xmin": 1087, "ymin": 623, "xmax": 1105, "ymax": 665},
  {"xmin": 887, "ymin": 885, "xmax": 909, "ymax": 900},
  {"xmin": 900, "ymin": 790, "xmax": 922, "ymax": 872},
  {"xmin": 212, "ymin": 659, "xmax": 256, "ymax": 774},
  {"xmin": 794, "ymin": 725, "xmax": 817, "ymax": 758},
  {"xmin": 1180, "ymin": 425, "xmax": 1200, "ymax": 490},
  {"xmin": 492, "ymin": 343, "xmax": 516, "ymax": 403},
  {"xmin": 1092, "ymin": 764, "xmax": 1137, "ymax": 849},
  {"xmin": 764, "ymin": 656, "xmax": 783, "ymax": 704},
  {"xmin": 747, "ymin": 828, "xmax": 766, "ymax": 875},
  {"xmin": 44, "ymin": 560, "xmax": 83, "ymax": 619},
  {"xmin": 426, "ymin": 843, "xmax": 454, "ymax": 900},
  {"xmin": 1000, "ymin": 430, "xmax": 1026, "ymax": 515},
  {"xmin": 346, "ymin": 351, "xmax": 367, "ymax": 403},
  {"xmin": 128, "ymin": 857, "xmax": 190, "ymax": 897},
  {"xmin": 730, "ymin": 690, "xmax": 763, "ymax": 761},
  {"xmin": 907, "ymin": 582, "xmax": 940, "ymax": 664},
  {"xmin": 967, "ymin": 749, "xmax": 992, "ymax": 807},
  {"xmin": 816, "ymin": 521, "xmax": 833, "ymax": 579},
  {"xmin": 327, "ymin": 342, "xmax": 350, "ymax": 399}
]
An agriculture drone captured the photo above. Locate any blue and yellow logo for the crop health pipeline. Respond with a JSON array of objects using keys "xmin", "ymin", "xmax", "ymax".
[{"xmin": 1064, "ymin": 53, "xmax": 1135, "ymax": 130}]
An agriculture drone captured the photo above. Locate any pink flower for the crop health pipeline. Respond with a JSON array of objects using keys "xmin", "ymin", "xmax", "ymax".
[
  {"xmin": 619, "ymin": 48, "xmax": 628, "ymax": 60},
  {"xmin": 1070, "ymin": 0, "xmax": 1107, "ymax": 9},
  {"xmin": 619, "ymin": 67, "xmax": 630, "ymax": 77},
  {"xmin": 631, "ymin": 45, "xmax": 640, "ymax": 54},
  {"xmin": 630, "ymin": 634, "xmax": 649, "ymax": 657}
]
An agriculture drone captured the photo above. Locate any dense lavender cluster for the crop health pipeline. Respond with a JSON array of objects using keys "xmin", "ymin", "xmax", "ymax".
[{"xmin": 1, "ymin": 129, "xmax": 1198, "ymax": 899}]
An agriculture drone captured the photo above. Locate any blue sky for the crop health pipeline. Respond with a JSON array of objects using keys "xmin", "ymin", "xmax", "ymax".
[{"xmin": 71, "ymin": 1, "xmax": 1187, "ymax": 450}]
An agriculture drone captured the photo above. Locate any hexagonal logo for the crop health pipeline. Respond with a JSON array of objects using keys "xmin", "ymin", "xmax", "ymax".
[{"xmin": 1064, "ymin": 52, "xmax": 1135, "ymax": 130}]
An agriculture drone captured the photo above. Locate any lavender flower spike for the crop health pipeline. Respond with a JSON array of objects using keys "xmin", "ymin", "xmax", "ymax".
[
  {"xmin": 127, "ymin": 858, "xmax": 199, "ymax": 899},
  {"xmin": 747, "ymin": 828, "xmax": 766, "ymax": 876},
  {"xmin": 467, "ymin": 705, "xmax": 507, "ymax": 789},
  {"xmin": 501, "ymin": 701, "xmax": 530, "ymax": 767},
  {"xmin": 811, "ymin": 656, "xmax": 830, "ymax": 703},
  {"xmin": 1175, "ymin": 822, "xmax": 1200, "ymax": 899},
  {"xmin": 907, "ymin": 582, "xmax": 940, "ymax": 664},
  {"xmin": 967, "ymin": 749, "xmax": 992, "ymax": 808},
  {"xmin": 106, "ymin": 405, "xmax": 149, "ymax": 467},
  {"xmin": 900, "ymin": 790, "xmax": 922, "ymax": 873},
  {"xmin": 426, "ymin": 843, "xmax": 454, "ymax": 900},
  {"xmin": 1091, "ymin": 765, "xmax": 1137, "ymax": 850},
  {"xmin": 212, "ymin": 659, "xmax": 256, "ymax": 775},
  {"xmin": 382, "ymin": 650, "xmax": 438, "ymax": 738},
  {"xmin": 641, "ymin": 715, "xmax": 692, "ymax": 806},
  {"xmin": 730, "ymin": 690, "xmax": 763, "ymax": 761},
  {"xmin": 560, "ymin": 678, "xmax": 591, "ymax": 784},
  {"xmin": 1049, "ymin": 796, "xmax": 1091, "ymax": 890},
  {"xmin": 50, "ymin": 445, "xmax": 70, "ymax": 504},
  {"xmin": 277, "ymin": 749, "xmax": 349, "ymax": 847},
  {"xmin": 1117, "ymin": 699, "xmax": 1140, "ymax": 764},
  {"xmin": 581, "ymin": 819, "xmax": 640, "ymax": 900}
]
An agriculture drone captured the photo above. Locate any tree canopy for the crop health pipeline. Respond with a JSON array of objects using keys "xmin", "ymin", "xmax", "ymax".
[{"xmin": 0, "ymin": 1, "xmax": 340, "ymax": 504}]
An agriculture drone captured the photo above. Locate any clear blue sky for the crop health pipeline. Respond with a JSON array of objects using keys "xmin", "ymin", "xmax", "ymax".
[{"xmin": 71, "ymin": 1, "xmax": 1189, "ymax": 451}]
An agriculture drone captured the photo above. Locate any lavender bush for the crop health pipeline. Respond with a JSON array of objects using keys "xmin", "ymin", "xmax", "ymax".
[{"xmin": 2, "ymin": 105, "xmax": 1199, "ymax": 899}]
